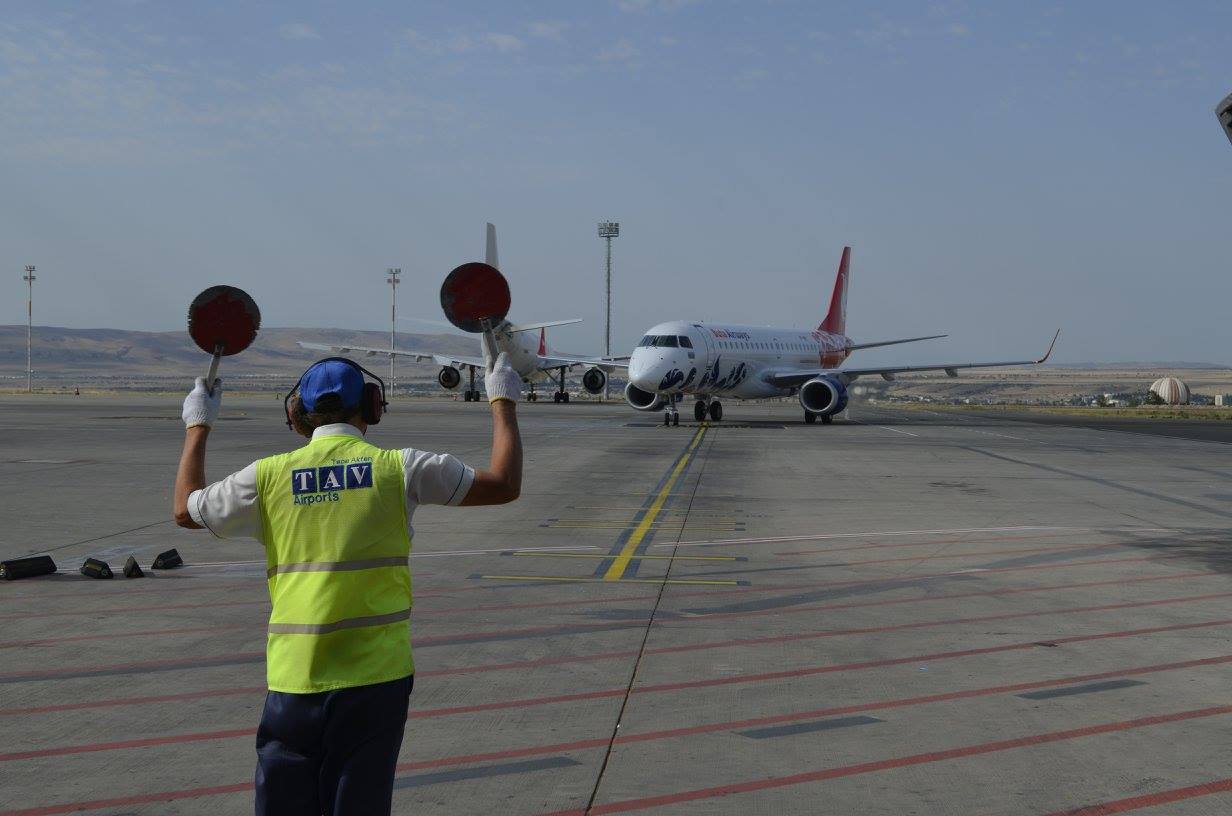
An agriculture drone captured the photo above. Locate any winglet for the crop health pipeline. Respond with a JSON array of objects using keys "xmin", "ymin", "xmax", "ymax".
[
  {"xmin": 486, "ymin": 223, "xmax": 499, "ymax": 269},
  {"xmin": 1035, "ymin": 329, "xmax": 1061, "ymax": 364}
]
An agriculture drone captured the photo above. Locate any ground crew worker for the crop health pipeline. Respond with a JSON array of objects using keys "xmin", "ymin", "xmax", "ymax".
[{"xmin": 172, "ymin": 351, "xmax": 523, "ymax": 815}]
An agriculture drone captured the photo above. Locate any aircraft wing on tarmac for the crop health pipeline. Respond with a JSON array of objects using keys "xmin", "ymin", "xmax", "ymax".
[
  {"xmin": 296, "ymin": 341, "xmax": 471, "ymax": 369},
  {"xmin": 763, "ymin": 330, "xmax": 1060, "ymax": 389},
  {"xmin": 537, "ymin": 354, "xmax": 628, "ymax": 373},
  {"xmin": 298, "ymin": 340, "xmax": 624, "ymax": 376}
]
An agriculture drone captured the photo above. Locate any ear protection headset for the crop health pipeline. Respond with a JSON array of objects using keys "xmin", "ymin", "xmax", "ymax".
[{"xmin": 284, "ymin": 357, "xmax": 387, "ymax": 431}]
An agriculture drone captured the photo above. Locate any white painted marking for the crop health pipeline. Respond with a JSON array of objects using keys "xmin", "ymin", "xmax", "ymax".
[
  {"xmin": 878, "ymin": 425, "xmax": 920, "ymax": 437},
  {"xmin": 652, "ymin": 525, "xmax": 1179, "ymax": 550},
  {"xmin": 185, "ymin": 544, "xmax": 605, "ymax": 569}
]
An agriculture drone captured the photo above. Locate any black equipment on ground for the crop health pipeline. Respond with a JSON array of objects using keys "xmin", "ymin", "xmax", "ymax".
[
  {"xmin": 123, "ymin": 556, "xmax": 145, "ymax": 578},
  {"xmin": 0, "ymin": 555, "xmax": 57, "ymax": 581},
  {"xmin": 80, "ymin": 558, "xmax": 114, "ymax": 579},
  {"xmin": 152, "ymin": 548, "xmax": 184, "ymax": 570},
  {"xmin": 284, "ymin": 358, "xmax": 387, "ymax": 430}
]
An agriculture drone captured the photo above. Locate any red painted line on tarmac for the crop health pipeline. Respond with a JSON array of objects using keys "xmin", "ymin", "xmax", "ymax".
[
  {"xmin": 0, "ymin": 685, "xmax": 266, "ymax": 718},
  {"xmin": 0, "ymin": 624, "xmax": 250, "ymax": 650},
  {"xmin": 1050, "ymin": 778, "xmax": 1232, "ymax": 815},
  {"xmin": 0, "ymin": 727, "xmax": 254, "ymax": 762},
  {"xmin": 545, "ymin": 706, "xmax": 1232, "ymax": 815},
  {"xmin": 7, "ymin": 651, "xmax": 1229, "ymax": 814},
  {"xmin": 397, "ymin": 652, "xmax": 1232, "ymax": 773},
  {"xmin": 410, "ymin": 617, "xmax": 1232, "ymax": 720},
  {"xmin": 0, "ymin": 651, "xmax": 264, "ymax": 683},
  {"xmin": 22, "ymin": 612, "xmax": 1222, "ymax": 765},
  {"xmin": 773, "ymin": 541, "xmax": 1122, "ymax": 566},
  {"xmin": 0, "ymin": 598, "xmax": 269, "ymax": 623},
  {"xmin": 0, "ymin": 784, "xmax": 253, "ymax": 816},
  {"xmin": 0, "ymin": 553, "xmax": 1197, "ymax": 626},
  {"xmin": 685, "ymin": 571, "xmax": 1210, "ymax": 625},
  {"xmin": 1, "ymin": 572, "xmax": 1212, "ymax": 718}
]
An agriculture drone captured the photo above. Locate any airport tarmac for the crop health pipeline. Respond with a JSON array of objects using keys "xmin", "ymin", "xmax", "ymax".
[{"xmin": 2, "ymin": 395, "xmax": 1232, "ymax": 815}]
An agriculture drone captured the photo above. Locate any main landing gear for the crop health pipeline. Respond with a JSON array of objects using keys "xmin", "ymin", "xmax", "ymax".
[
  {"xmin": 691, "ymin": 398, "xmax": 722, "ymax": 423},
  {"xmin": 803, "ymin": 411, "xmax": 833, "ymax": 424},
  {"xmin": 463, "ymin": 366, "xmax": 480, "ymax": 402},
  {"xmin": 552, "ymin": 366, "xmax": 570, "ymax": 403}
]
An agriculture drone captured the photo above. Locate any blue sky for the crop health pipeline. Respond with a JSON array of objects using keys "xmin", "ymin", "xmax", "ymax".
[{"xmin": 3, "ymin": 1, "xmax": 1231, "ymax": 363}]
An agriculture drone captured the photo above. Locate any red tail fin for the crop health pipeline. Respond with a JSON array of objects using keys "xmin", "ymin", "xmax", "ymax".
[
  {"xmin": 538, "ymin": 327, "xmax": 546, "ymax": 357},
  {"xmin": 818, "ymin": 246, "xmax": 851, "ymax": 336}
]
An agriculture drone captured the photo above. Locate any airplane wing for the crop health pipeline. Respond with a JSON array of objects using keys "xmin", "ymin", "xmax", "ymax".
[
  {"xmin": 763, "ymin": 330, "xmax": 1060, "ymax": 389},
  {"xmin": 536, "ymin": 354, "xmax": 629, "ymax": 373},
  {"xmin": 296, "ymin": 341, "xmax": 485, "ymax": 370}
]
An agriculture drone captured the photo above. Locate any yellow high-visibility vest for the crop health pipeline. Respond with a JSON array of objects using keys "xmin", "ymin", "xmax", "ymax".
[{"xmin": 255, "ymin": 432, "xmax": 412, "ymax": 693}]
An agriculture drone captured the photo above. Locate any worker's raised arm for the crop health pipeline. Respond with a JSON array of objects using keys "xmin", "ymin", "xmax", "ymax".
[
  {"xmin": 173, "ymin": 377, "xmax": 222, "ymax": 527},
  {"xmin": 460, "ymin": 352, "xmax": 523, "ymax": 506}
]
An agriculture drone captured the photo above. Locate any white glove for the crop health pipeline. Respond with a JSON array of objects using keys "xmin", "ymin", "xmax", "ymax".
[
  {"xmin": 182, "ymin": 377, "xmax": 222, "ymax": 428},
  {"xmin": 483, "ymin": 352, "xmax": 522, "ymax": 404}
]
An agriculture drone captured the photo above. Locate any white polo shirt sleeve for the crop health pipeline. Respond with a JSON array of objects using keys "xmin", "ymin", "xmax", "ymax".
[
  {"xmin": 187, "ymin": 462, "xmax": 263, "ymax": 542},
  {"xmin": 402, "ymin": 449, "xmax": 474, "ymax": 507}
]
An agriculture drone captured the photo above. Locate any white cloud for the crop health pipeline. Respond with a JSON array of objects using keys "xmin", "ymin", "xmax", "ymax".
[
  {"xmin": 616, "ymin": 0, "xmax": 698, "ymax": 13},
  {"xmin": 405, "ymin": 29, "xmax": 524, "ymax": 55},
  {"xmin": 279, "ymin": 23, "xmax": 320, "ymax": 41},
  {"xmin": 528, "ymin": 20, "xmax": 569, "ymax": 40},
  {"xmin": 597, "ymin": 38, "xmax": 639, "ymax": 62}
]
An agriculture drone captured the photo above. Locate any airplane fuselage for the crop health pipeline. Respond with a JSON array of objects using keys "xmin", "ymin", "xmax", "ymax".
[{"xmin": 628, "ymin": 320, "xmax": 852, "ymax": 400}]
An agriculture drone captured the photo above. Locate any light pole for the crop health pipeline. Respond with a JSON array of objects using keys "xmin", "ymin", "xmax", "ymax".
[
  {"xmin": 23, "ymin": 265, "xmax": 35, "ymax": 394},
  {"xmin": 386, "ymin": 268, "xmax": 401, "ymax": 396},
  {"xmin": 597, "ymin": 221, "xmax": 619, "ymax": 400}
]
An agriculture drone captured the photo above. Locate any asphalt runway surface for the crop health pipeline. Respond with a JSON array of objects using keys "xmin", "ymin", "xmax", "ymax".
[{"xmin": 3, "ymin": 395, "xmax": 1232, "ymax": 815}]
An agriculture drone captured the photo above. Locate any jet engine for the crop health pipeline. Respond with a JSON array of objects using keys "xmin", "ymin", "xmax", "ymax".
[
  {"xmin": 582, "ymin": 368, "xmax": 607, "ymax": 395},
  {"xmin": 624, "ymin": 382, "xmax": 664, "ymax": 412},
  {"xmin": 437, "ymin": 366, "xmax": 461, "ymax": 390},
  {"xmin": 799, "ymin": 376, "xmax": 848, "ymax": 417}
]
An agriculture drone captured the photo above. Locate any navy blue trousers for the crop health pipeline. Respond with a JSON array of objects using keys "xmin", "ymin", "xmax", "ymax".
[{"xmin": 255, "ymin": 675, "xmax": 412, "ymax": 816}]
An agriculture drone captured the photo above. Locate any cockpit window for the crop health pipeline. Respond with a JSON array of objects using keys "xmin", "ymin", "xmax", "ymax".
[
  {"xmin": 678, "ymin": 336, "xmax": 693, "ymax": 348},
  {"xmin": 638, "ymin": 335, "xmax": 679, "ymax": 347}
]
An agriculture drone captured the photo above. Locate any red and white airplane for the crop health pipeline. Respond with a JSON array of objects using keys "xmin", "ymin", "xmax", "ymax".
[
  {"xmin": 624, "ymin": 247, "xmax": 1059, "ymax": 425},
  {"xmin": 300, "ymin": 224, "xmax": 621, "ymax": 402}
]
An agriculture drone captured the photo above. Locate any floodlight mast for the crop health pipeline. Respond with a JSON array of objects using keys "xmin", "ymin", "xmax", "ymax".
[
  {"xmin": 597, "ymin": 221, "xmax": 619, "ymax": 400},
  {"xmin": 386, "ymin": 268, "xmax": 401, "ymax": 395},
  {"xmin": 23, "ymin": 266, "xmax": 35, "ymax": 394}
]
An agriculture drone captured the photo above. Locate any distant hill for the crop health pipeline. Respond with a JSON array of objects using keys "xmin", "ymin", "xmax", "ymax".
[{"xmin": 0, "ymin": 325, "xmax": 474, "ymax": 382}]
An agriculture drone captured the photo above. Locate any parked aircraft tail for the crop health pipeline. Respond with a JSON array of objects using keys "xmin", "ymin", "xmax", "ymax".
[{"xmin": 818, "ymin": 246, "xmax": 851, "ymax": 336}]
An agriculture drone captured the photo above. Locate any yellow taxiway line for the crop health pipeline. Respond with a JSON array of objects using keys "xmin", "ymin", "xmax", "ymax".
[
  {"xmin": 603, "ymin": 424, "xmax": 708, "ymax": 580},
  {"xmin": 473, "ymin": 574, "xmax": 745, "ymax": 586},
  {"xmin": 508, "ymin": 551, "xmax": 741, "ymax": 562}
]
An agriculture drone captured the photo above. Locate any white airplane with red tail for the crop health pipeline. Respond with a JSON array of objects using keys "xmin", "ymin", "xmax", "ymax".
[{"xmin": 625, "ymin": 247, "xmax": 1059, "ymax": 425}]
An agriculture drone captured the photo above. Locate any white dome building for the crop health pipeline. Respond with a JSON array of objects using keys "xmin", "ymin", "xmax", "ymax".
[{"xmin": 1150, "ymin": 377, "xmax": 1190, "ymax": 405}]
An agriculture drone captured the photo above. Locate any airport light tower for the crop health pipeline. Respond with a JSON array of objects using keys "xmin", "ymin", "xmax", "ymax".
[
  {"xmin": 387, "ymin": 268, "xmax": 401, "ymax": 396},
  {"xmin": 23, "ymin": 265, "xmax": 35, "ymax": 393},
  {"xmin": 597, "ymin": 221, "xmax": 619, "ymax": 400}
]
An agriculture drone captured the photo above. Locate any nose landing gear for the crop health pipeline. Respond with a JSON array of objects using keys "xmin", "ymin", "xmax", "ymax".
[{"xmin": 663, "ymin": 394, "xmax": 681, "ymax": 426}]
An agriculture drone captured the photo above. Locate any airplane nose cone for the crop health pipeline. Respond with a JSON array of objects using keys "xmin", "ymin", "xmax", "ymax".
[
  {"xmin": 628, "ymin": 350, "xmax": 655, "ymax": 389},
  {"xmin": 629, "ymin": 350, "xmax": 686, "ymax": 393}
]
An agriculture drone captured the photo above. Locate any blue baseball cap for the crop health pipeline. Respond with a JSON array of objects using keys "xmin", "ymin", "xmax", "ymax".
[{"xmin": 299, "ymin": 360, "xmax": 363, "ymax": 411}]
